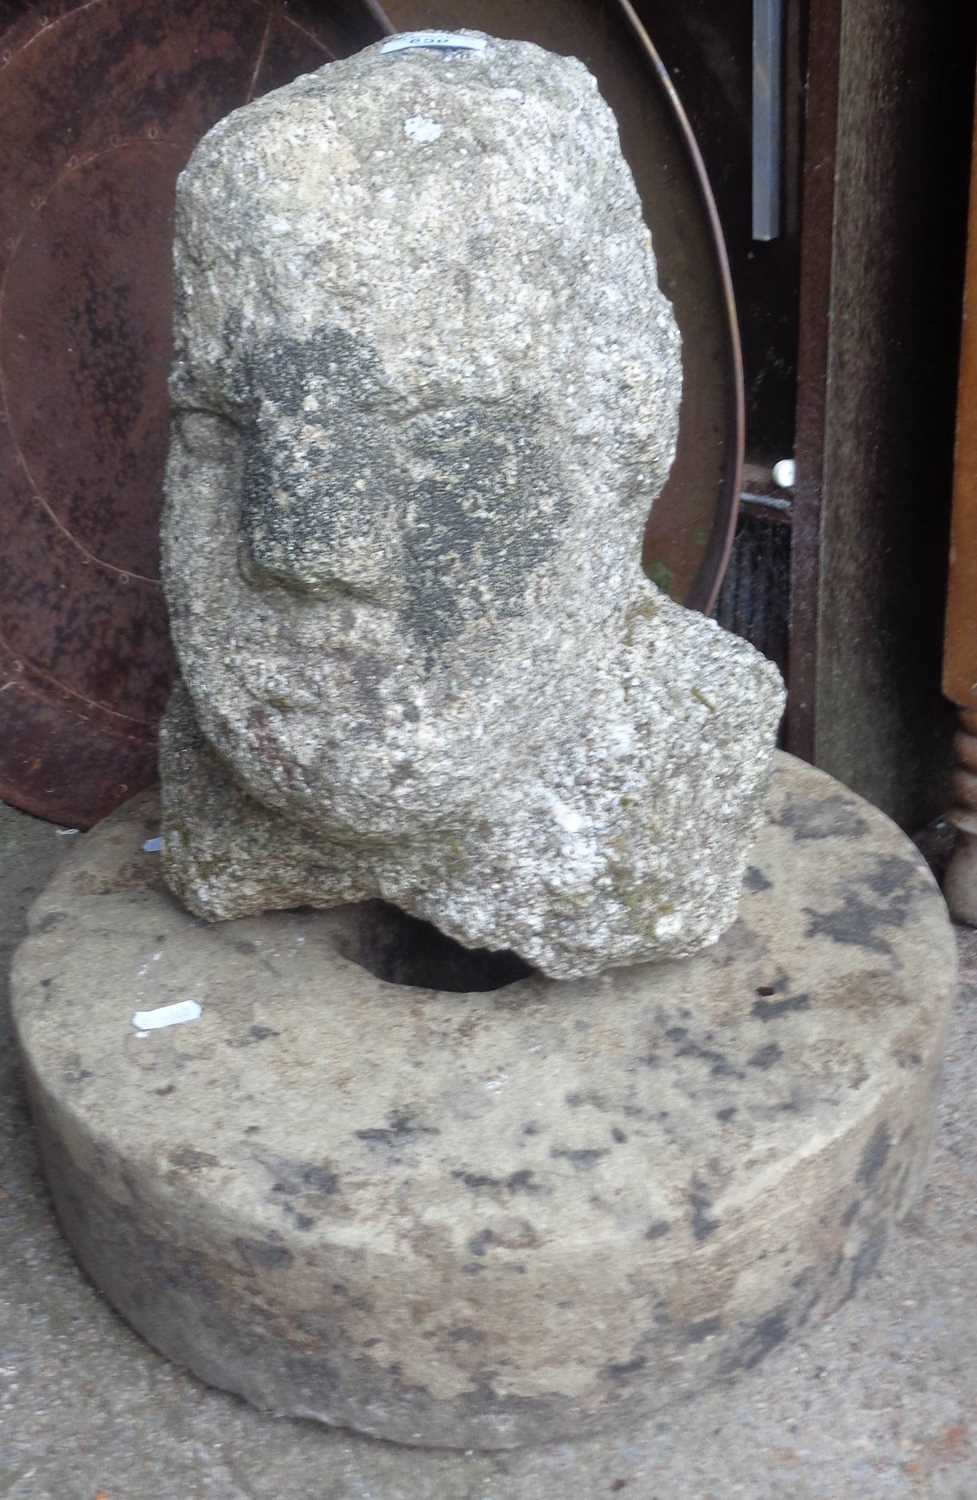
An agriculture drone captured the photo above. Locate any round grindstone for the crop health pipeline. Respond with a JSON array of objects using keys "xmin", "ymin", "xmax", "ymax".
[{"xmin": 11, "ymin": 753, "xmax": 955, "ymax": 1451}]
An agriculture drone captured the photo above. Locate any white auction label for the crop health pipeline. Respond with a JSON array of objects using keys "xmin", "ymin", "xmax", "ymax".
[
  {"xmin": 131, "ymin": 999, "xmax": 202, "ymax": 1031},
  {"xmin": 381, "ymin": 32, "xmax": 486, "ymax": 54}
]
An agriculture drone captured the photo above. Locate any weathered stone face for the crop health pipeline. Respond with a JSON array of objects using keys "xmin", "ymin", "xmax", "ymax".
[{"xmin": 160, "ymin": 32, "xmax": 785, "ymax": 979}]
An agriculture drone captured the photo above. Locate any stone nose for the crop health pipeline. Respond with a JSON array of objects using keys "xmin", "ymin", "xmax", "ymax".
[{"xmin": 238, "ymin": 477, "xmax": 397, "ymax": 603}]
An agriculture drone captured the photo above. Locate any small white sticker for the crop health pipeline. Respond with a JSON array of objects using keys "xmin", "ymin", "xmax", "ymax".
[
  {"xmin": 131, "ymin": 999, "xmax": 202, "ymax": 1031},
  {"xmin": 143, "ymin": 836, "xmax": 162, "ymax": 853},
  {"xmin": 381, "ymin": 32, "xmax": 486, "ymax": 55}
]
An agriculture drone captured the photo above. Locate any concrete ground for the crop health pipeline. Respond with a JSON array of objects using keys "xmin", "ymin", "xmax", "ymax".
[{"xmin": 2, "ymin": 799, "xmax": 976, "ymax": 1500}]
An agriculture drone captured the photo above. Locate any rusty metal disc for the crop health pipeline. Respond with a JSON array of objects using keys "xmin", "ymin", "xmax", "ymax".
[
  {"xmin": 0, "ymin": 0, "xmax": 387, "ymax": 827},
  {"xmin": 378, "ymin": 0, "xmax": 744, "ymax": 611},
  {"xmin": 0, "ymin": 0, "xmax": 740, "ymax": 827}
]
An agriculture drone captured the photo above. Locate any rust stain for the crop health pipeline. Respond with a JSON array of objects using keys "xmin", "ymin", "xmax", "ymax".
[{"xmin": 902, "ymin": 1422, "xmax": 972, "ymax": 1480}]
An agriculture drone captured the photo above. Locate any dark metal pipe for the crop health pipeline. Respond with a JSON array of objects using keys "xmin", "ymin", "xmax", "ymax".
[{"xmin": 752, "ymin": 0, "xmax": 783, "ymax": 240}]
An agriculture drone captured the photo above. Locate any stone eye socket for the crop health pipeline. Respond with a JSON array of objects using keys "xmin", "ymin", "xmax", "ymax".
[{"xmin": 174, "ymin": 408, "xmax": 241, "ymax": 462}]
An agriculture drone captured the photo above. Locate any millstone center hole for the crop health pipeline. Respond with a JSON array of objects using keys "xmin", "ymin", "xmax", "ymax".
[{"xmin": 334, "ymin": 899, "xmax": 534, "ymax": 993}]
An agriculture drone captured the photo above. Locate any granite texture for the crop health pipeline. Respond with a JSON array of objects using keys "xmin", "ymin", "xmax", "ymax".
[
  {"xmin": 11, "ymin": 754, "xmax": 954, "ymax": 1450},
  {"xmin": 159, "ymin": 31, "xmax": 784, "ymax": 979}
]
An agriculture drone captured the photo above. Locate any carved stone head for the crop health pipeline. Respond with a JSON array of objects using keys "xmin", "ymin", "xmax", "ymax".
[{"xmin": 160, "ymin": 35, "xmax": 784, "ymax": 978}]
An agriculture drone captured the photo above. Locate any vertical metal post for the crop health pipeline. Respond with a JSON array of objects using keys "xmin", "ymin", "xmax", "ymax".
[{"xmin": 753, "ymin": 0, "xmax": 783, "ymax": 240}]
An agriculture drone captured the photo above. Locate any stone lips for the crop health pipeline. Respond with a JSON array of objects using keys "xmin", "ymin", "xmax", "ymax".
[
  {"xmin": 11, "ymin": 755, "xmax": 956, "ymax": 1449},
  {"xmin": 159, "ymin": 31, "xmax": 784, "ymax": 977}
]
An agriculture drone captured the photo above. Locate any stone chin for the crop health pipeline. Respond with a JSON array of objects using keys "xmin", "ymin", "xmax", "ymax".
[
  {"xmin": 176, "ymin": 585, "xmax": 586, "ymax": 839},
  {"xmin": 187, "ymin": 683, "xmax": 517, "ymax": 842}
]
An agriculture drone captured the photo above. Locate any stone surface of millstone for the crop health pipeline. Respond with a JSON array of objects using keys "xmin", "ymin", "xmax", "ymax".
[
  {"xmin": 11, "ymin": 755, "xmax": 956, "ymax": 1450},
  {"xmin": 159, "ymin": 31, "xmax": 785, "ymax": 979}
]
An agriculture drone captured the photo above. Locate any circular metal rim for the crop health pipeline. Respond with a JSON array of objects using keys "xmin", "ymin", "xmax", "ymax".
[{"xmin": 613, "ymin": 0, "xmax": 745, "ymax": 615}]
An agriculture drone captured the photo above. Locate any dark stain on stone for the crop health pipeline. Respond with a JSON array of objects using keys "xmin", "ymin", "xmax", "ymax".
[
  {"xmin": 36, "ymin": 911, "xmax": 66, "ymax": 932},
  {"xmin": 674, "ymin": 1038, "xmax": 744, "ymax": 1080},
  {"xmin": 505, "ymin": 1168, "xmax": 540, "ymax": 1194},
  {"xmin": 841, "ymin": 1198, "xmax": 861, "ymax": 1227},
  {"xmin": 355, "ymin": 1108, "xmax": 439, "ymax": 1149},
  {"xmin": 646, "ymin": 1220, "xmax": 671, "ymax": 1240},
  {"xmin": 856, "ymin": 1123, "xmax": 891, "ymax": 1187},
  {"xmin": 446, "ymin": 1325, "xmax": 485, "ymax": 1345},
  {"xmin": 453, "ymin": 1168, "xmax": 544, "ymax": 1195},
  {"xmin": 227, "ymin": 1023, "xmax": 281, "ymax": 1049},
  {"xmin": 244, "ymin": 1124, "xmax": 261, "ymax": 1134},
  {"xmin": 728, "ymin": 1308, "xmax": 790, "ymax": 1372},
  {"xmin": 300, "ymin": 1165, "xmax": 340, "ymax": 1194},
  {"xmin": 401, "ymin": 397, "xmax": 565, "ymax": 644},
  {"xmin": 235, "ymin": 1237, "xmax": 293, "ymax": 1271},
  {"xmin": 522, "ymin": 1121, "xmax": 541, "ymax": 1136},
  {"xmin": 611, "ymin": 1127, "xmax": 628, "ymax": 1144},
  {"xmin": 235, "ymin": 940, "xmax": 258, "ymax": 954},
  {"xmin": 716, "ymin": 1106, "xmax": 737, "ymax": 1123},
  {"xmin": 259, "ymin": 1153, "xmax": 340, "ymax": 1197},
  {"xmin": 242, "ymin": 330, "xmax": 565, "ymax": 647},
  {"xmin": 748, "ymin": 1042, "xmax": 783, "ymax": 1070},
  {"xmin": 605, "ymin": 1356, "xmax": 647, "ymax": 1379},
  {"xmin": 745, "ymin": 865, "xmax": 773, "ymax": 892},
  {"xmin": 461, "ymin": 1262, "xmax": 485, "ymax": 1275},
  {"xmin": 862, "ymin": 854, "xmax": 926, "ymax": 900},
  {"xmin": 686, "ymin": 1316, "xmax": 722, "ymax": 1343},
  {"xmin": 777, "ymin": 795, "xmax": 868, "ymax": 841},
  {"xmin": 551, "ymin": 1146, "xmax": 609, "ymax": 1169},
  {"xmin": 848, "ymin": 1223, "xmax": 887, "ymax": 1297},
  {"xmin": 468, "ymin": 1230, "xmax": 496, "ymax": 1257},
  {"xmin": 690, "ymin": 1177, "xmax": 720, "ymax": 1241},
  {"xmin": 665, "ymin": 1026, "xmax": 688, "ymax": 1041},
  {"xmin": 154, "ymin": 1083, "xmax": 176, "ymax": 1096},
  {"xmin": 804, "ymin": 873, "xmax": 916, "ymax": 955},
  {"xmin": 169, "ymin": 1146, "xmax": 219, "ymax": 1172},
  {"xmin": 751, "ymin": 992, "xmax": 811, "ymax": 1022},
  {"xmin": 566, "ymin": 1089, "xmax": 608, "ymax": 1110},
  {"xmin": 63, "ymin": 1057, "xmax": 94, "ymax": 1085}
]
